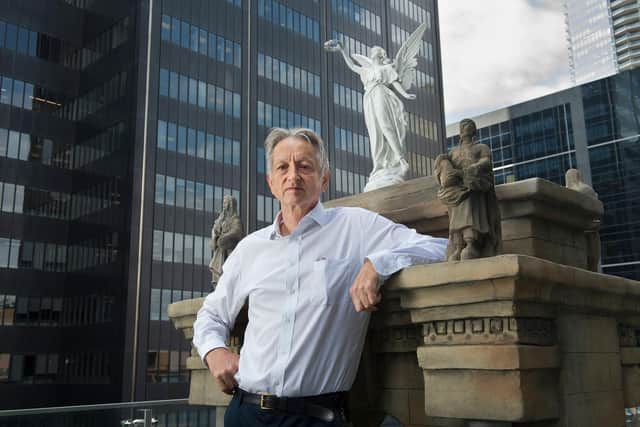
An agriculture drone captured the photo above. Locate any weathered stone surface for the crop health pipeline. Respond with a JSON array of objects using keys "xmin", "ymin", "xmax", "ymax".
[
  {"xmin": 378, "ymin": 352, "xmax": 423, "ymax": 389},
  {"xmin": 387, "ymin": 255, "xmax": 640, "ymax": 313},
  {"xmin": 421, "ymin": 317, "xmax": 556, "ymax": 346},
  {"xmin": 167, "ymin": 298, "xmax": 204, "ymax": 339},
  {"xmin": 557, "ymin": 314, "xmax": 619, "ymax": 354},
  {"xmin": 623, "ymin": 365, "xmax": 640, "ymax": 408},
  {"xmin": 561, "ymin": 352, "xmax": 622, "ymax": 394},
  {"xmin": 410, "ymin": 301, "xmax": 555, "ymax": 323},
  {"xmin": 189, "ymin": 367, "xmax": 231, "ymax": 406},
  {"xmin": 423, "ymin": 369, "xmax": 559, "ymax": 422},
  {"xmin": 324, "ymin": 176, "xmax": 448, "ymax": 236},
  {"xmin": 621, "ymin": 348, "xmax": 640, "ymax": 364},
  {"xmin": 417, "ymin": 345, "xmax": 559, "ymax": 370},
  {"xmin": 562, "ymin": 390, "xmax": 625, "ymax": 427}
]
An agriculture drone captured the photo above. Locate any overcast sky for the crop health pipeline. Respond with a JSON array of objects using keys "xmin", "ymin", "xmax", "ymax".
[{"xmin": 439, "ymin": 0, "xmax": 573, "ymax": 125}]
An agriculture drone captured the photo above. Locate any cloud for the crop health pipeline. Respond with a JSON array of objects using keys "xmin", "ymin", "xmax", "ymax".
[{"xmin": 439, "ymin": 0, "xmax": 572, "ymax": 125}]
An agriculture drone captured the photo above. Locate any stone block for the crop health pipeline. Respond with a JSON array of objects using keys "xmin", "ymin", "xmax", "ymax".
[
  {"xmin": 378, "ymin": 352, "xmax": 423, "ymax": 389},
  {"xmin": 423, "ymin": 369, "xmax": 559, "ymax": 422},
  {"xmin": 189, "ymin": 368, "xmax": 231, "ymax": 406},
  {"xmin": 417, "ymin": 345, "xmax": 559, "ymax": 370},
  {"xmin": 409, "ymin": 389, "xmax": 427, "ymax": 425},
  {"xmin": 556, "ymin": 314, "xmax": 619, "ymax": 353},
  {"xmin": 501, "ymin": 238, "xmax": 587, "ymax": 269},
  {"xmin": 501, "ymin": 217, "xmax": 579, "ymax": 248},
  {"xmin": 401, "ymin": 277, "xmax": 516, "ymax": 311},
  {"xmin": 410, "ymin": 301, "xmax": 555, "ymax": 324},
  {"xmin": 561, "ymin": 352, "xmax": 622, "ymax": 394},
  {"xmin": 421, "ymin": 317, "xmax": 556, "ymax": 346},
  {"xmin": 621, "ymin": 348, "xmax": 640, "ymax": 364},
  {"xmin": 376, "ymin": 326, "xmax": 421, "ymax": 353},
  {"xmin": 623, "ymin": 365, "xmax": 640, "ymax": 408},
  {"xmin": 563, "ymin": 390, "xmax": 625, "ymax": 427}
]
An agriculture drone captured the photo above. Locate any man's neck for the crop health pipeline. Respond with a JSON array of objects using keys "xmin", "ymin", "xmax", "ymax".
[{"xmin": 279, "ymin": 201, "xmax": 318, "ymax": 236}]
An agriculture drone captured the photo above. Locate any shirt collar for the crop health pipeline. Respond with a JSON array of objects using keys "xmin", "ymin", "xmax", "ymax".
[{"xmin": 269, "ymin": 201, "xmax": 329, "ymax": 239}]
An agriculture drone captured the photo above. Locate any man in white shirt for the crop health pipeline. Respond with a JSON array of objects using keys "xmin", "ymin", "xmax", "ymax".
[{"xmin": 193, "ymin": 128, "xmax": 447, "ymax": 426}]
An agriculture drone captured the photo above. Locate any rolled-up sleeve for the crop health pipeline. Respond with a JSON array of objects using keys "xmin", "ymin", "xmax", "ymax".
[
  {"xmin": 193, "ymin": 250, "xmax": 246, "ymax": 364},
  {"xmin": 362, "ymin": 211, "xmax": 447, "ymax": 281}
]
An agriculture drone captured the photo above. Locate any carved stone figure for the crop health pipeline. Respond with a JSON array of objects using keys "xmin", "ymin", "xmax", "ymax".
[
  {"xmin": 434, "ymin": 119, "xmax": 501, "ymax": 261},
  {"xmin": 565, "ymin": 168, "xmax": 601, "ymax": 272},
  {"xmin": 209, "ymin": 195, "xmax": 243, "ymax": 288},
  {"xmin": 324, "ymin": 23, "xmax": 428, "ymax": 192}
]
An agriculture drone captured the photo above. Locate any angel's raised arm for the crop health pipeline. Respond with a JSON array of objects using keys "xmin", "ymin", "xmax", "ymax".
[{"xmin": 324, "ymin": 40, "xmax": 366, "ymax": 75}]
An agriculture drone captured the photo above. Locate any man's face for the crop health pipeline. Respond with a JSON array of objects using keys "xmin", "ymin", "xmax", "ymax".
[{"xmin": 266, "ymin": 137, "xmax": 329, "ymax": 211}]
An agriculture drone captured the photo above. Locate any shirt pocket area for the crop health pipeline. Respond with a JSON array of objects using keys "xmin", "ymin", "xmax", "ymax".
[{"xmin": 312, "ymin": 257, "xmax": 358, "ymax": 306}]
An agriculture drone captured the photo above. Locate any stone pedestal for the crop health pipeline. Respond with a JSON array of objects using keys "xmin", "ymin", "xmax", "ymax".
[
  {"xmin": 167, "ymin": 298, "xmax": 232, "ymax": 408},
  {"xmin": 168, "ymin": 176, "xmax": 638, "ymax": 427}
]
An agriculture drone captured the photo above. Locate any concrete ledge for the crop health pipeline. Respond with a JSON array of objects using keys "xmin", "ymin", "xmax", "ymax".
[
  {"xmin": 495, "ymin": 177, "xmax": 603, "ymax": 219},
  {"xmin": 417, "ymin": 345, "xmax": 559, "ymax": 370},
  {"xmin": 387, "ymin": 254, "xmax": 640, "ymax": 298}
]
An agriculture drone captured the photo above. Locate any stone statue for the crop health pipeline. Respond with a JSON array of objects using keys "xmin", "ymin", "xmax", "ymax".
[
  {"xmin": 208, "ymin": 195, "xmax": 243, "ymax": 288},
  {"xmin": 324, "ymin": 23, "xmax": 428, "ymax": 192},
  {"xmin": 434, "ymin": 119, "xmax": 501, "ymax": 261},
  {"xmin": 565, "ymin": 168, "xmax": 601, "ymax": 272}
]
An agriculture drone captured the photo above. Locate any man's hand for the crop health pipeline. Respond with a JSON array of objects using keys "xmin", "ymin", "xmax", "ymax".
[
  {"xmin": 349, "ymin": 259, "xmax": 382, "ymax": 312},
  {"xmin": 205, "ymin": 348, "xmax": 239, "ymax": 394}
]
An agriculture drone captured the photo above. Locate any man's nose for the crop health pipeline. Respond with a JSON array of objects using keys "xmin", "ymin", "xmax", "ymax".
[{"xmin": 285, "ymin": 164, "xmax": 301, "ymax": 181}]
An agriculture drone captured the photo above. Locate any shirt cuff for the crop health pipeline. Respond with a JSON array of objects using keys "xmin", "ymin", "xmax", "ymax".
[
  {"xmin": 194, "ymin": 337, "xmax": 228, "ymax": 367},
  {"xmin": 367, "ymin": 253, "xmax": 414, "ymax": 277}
]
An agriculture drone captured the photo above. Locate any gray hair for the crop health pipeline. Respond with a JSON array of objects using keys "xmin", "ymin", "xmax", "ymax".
[{"xmin": 263, "ymin": 127, "xmax": 330, "ymax": 175}]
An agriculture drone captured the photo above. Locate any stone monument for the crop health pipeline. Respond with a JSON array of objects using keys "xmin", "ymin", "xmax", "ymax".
[
  {"xmin": 208, "ymin": 195, "xmax": 243, "ymax": 288},
  {"xmin": 324, "ymin": 23, "xmax": 427, "ymax": 192},
  {"xmin": 565, "ymin": 168, "xmax": 601, "ymax": 272},
  {"xmin": 434, "ymin": 118, "xmax": 501, "ymax": 261}
]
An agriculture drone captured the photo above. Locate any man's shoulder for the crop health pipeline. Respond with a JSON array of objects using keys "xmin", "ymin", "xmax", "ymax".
[
  {"xmin": 231, "ymin": 224, "xmax": 273, "ymax": 251},
  {"xmin": 325, "ymin": 205, "xmax": 378, "ymax": 224}
]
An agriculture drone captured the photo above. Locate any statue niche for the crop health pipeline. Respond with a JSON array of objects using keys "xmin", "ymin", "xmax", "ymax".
[{"xmin": 435, "ymin": 118, "xmax": 501, "ymax": 261}]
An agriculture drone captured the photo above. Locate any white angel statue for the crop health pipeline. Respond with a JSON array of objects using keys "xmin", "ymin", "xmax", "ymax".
[{"xmin": 325, "ymin": 23, "xmax": 428, "ymax": 192}]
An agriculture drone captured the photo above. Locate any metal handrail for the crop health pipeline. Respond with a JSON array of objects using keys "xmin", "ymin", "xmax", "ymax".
[{"xmin": 0, "ymin": 399, "xmax": 190, "ymax": 417}]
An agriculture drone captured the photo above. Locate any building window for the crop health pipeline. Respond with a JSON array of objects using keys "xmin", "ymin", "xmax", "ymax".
[
  {"xmin": 159, "ymin": 68, "xmax": 240, "ymax": 119},
  {"xmin": 258, "ymin": 0, "xmax": 320, "ymax": 42},
  {"xmin": 156, "ymin": 120, "xmax": 241, "ymax": 166},
  {"xmin": 160, "ymin": 15, "xmax": 241, "ymax": 67}
]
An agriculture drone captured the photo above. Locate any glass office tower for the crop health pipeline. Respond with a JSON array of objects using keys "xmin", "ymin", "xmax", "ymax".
[
  {"xmin": 564, "ymin": 0, "xmax": 618, "ymax": 85},
  {"xmin": 0, "ymin": 0, "xmax": 446, "ymax": 408},
  {"xmin": 446, "ymin": 68, "xmax": 640, "ymax": 283}
]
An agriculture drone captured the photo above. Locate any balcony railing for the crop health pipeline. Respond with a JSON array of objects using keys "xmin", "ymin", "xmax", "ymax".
[{"xmin": 0, "ymin": 399, "xmax": 222, "ymax": 427}]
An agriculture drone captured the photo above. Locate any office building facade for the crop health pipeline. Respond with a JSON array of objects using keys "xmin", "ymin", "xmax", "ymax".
[
  {"xmin": 446, "ymin": 67, "xmax": 640, "ymax": 282},
  {"xmin": 0, "ymin": 0, "xmax": 445, "ymax": 408},
  {"xmin": 565, "ymin": 0, "xmax": 640, "ymax": 85}
]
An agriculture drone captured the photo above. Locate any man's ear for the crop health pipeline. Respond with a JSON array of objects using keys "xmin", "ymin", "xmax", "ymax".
[
  {"xmin": 322, "ymin": 169, "xmax": 330, "ymax": 192},
  {"xmin": 266, "ymin": 173, "xmax": 274, "ymax": 195}
]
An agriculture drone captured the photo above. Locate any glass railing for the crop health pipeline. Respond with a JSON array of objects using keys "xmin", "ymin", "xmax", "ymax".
[{"xmin": 0, "ymin": 399, "xmax": 221, "ymax": 427}]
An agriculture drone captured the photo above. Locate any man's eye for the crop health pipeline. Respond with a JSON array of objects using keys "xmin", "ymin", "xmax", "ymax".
[{"xmin": 277, "ymin": 165, "xmax": 287, "ymax": 170}]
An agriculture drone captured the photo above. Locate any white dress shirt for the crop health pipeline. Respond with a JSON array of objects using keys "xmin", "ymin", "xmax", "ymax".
[{"xmin": 193, "ymin": 202, "xmax": 447, "ymax": 397}]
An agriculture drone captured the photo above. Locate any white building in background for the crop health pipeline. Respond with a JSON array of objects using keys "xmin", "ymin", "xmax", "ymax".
[
  {"xmin": 564, "ymin": 0, "xmax": 618, "ymax": 85},
  {"xmin": 564, "ymin": 0, "xmax": 640, "ymax": 85}
]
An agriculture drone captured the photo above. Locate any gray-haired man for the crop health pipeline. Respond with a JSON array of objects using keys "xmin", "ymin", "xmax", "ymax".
[{"xmin": 193, "ymin": 128, "xmax": 447, "ymax": 426}]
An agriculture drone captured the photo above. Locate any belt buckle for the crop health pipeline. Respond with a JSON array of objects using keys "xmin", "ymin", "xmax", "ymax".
[{"xmin": 259, "ymin": 394, "xmax": 276, "ymax": 410}]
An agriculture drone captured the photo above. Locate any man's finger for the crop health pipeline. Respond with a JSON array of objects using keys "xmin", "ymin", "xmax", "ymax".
[{"xmin": 365, "ymin": 287, "xmax": 380, "ymax": 307}]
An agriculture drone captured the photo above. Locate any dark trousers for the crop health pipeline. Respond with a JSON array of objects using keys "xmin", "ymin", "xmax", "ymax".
[{"xmin": 224, "ymin": 391, "xmax": 350, "ymax": 427}]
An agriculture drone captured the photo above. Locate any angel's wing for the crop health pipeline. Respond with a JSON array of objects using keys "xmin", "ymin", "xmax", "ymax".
[
  {"xmin": 393, "ymin": 22, "xmax": 428, "ymax": 91},
  {"xmin": 351, "ymin": 53, "xmax": 373, "ymax": 68}
]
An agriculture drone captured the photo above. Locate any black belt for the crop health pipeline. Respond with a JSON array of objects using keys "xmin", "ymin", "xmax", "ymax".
[{"xmin": 235, "ymin": 388, "xmax": 347, "ymax": 422}]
